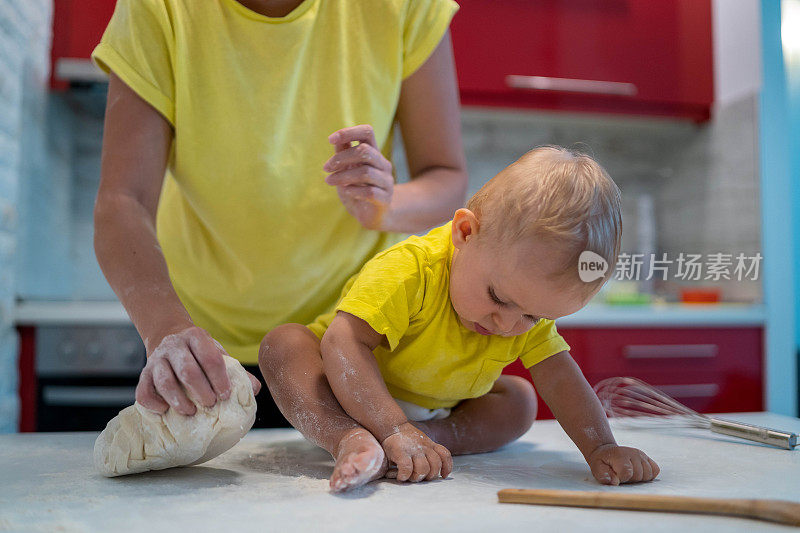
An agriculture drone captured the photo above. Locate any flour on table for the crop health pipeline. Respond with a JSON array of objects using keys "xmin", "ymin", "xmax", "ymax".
[{"xmin": 93, "ymin": 356, "xmax": 256, "ymax": 477}]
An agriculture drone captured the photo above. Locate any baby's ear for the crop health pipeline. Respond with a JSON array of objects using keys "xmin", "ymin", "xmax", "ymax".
[{"xmin": 451, "ymin": 208, "xmax": 479, "ymax": 249}]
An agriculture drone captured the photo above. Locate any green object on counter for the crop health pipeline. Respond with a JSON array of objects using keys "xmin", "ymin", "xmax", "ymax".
[{"xmin": 604, "ymin": 292, "xmax": 653, "ymax": 305}]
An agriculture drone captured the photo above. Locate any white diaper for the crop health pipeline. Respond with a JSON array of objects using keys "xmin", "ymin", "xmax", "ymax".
[{"xmin": 394, "ymin": 398, "xmax": 451, "ymax": 422}]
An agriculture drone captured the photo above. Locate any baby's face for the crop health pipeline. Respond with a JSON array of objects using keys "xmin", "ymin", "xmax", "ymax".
[{"xmin": 449, "ymin": 214, "xmax": 589, "ymax": 337}]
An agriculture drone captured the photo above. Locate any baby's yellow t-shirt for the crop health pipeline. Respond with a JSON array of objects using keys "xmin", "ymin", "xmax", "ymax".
[
  {"xmin": 308, "ymin": 223, "xmax": 572, "ymax": 410},
  {"xmin": 91, "ymin": 0, "xmax": 458, "ymax": 364}
]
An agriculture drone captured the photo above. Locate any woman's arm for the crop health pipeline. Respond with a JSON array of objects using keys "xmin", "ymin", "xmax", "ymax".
[
  {"xmin": 95, "ymin": 73, "xmax": 189, "ymax": 352},
  {"xmin": 389, "ymin": 30, "xmax": 468, "ymax": 233},
  {"xmin": 323, "ymin": 32, "xmax": 468, "ymax": 234},
  {"xmin": 95, "ymin": 73, "xmax": 253, "ymax": 415}
]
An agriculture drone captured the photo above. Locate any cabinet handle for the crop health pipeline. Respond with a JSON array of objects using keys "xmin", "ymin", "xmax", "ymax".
[
  {"xmin": 505, "ymin": 75, "xmax": 638, "ymax": 96},
  {"xmin": 655, "ymin": 383, "xmax": 719, "ymax": 399},
  {"xmin": 623, "ymin": 344, "xmax": 718, "ymax": 359},
  {"xmin": 43, "ymin": 385, "xmax": 136, "ymax": 406},
  {"xmin": 55, "ymin": 58, "xmax": 108, "ymax": 83}
]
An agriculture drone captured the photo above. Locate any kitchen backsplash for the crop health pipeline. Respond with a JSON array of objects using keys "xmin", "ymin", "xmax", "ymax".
[
  {"xmin": 17, "ymin": 86, "xmax": 110, "ymax": 300},
  {"xmin": 17, "ymin": 88, "xmax": 761, "ymax": 304},
  {"xmin": 398, "ymin": 96, "xmax": 761, "ymax": 303}
]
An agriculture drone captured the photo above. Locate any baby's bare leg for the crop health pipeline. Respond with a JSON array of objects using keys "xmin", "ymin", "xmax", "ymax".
[
  {"xmin": 258, "ymin": 324, "xmax": 387, "ymax": 491},
  {"xmin": 414, "ymin": 375, "xmax": 538, "ymax": 455}
]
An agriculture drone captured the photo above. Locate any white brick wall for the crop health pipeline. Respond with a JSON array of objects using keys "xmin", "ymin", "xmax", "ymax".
[
  {"xmin": 0, "ymin": 0, "xmax": 52, "ymax": 432},
  {"xmin": 408, "ymin": 97, "xmax": 762, "ymax": 303}
]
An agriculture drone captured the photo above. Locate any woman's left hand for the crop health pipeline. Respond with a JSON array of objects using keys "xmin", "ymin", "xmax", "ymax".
[{"xmin": 324, "ymin": 124, "xmax": 394, "ymax": 231}]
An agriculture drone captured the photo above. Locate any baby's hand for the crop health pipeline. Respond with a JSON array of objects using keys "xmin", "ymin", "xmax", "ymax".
[
  {"xmin": 587, "ymin": 443, "xmax": 660, "ymax": 485},
  {"xmin": 382, "ymin": 422, "xmax": 452, "ymax": 483}
]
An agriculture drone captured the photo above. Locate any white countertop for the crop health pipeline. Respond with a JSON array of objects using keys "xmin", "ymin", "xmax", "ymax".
[
  {"xmin": 558, "ymin": 302, "xmax": 766, "ymax": 327},
  {"xmin": 15, "ymin": 300, "xmax": 131, "ymax": 325},
  {"xmin": 14, "ymin": 300, "xmax": 766, "ymax": 327},
  {"xmin": 1, "ymin": 412, "xmax": 797, "ymax": 532}
]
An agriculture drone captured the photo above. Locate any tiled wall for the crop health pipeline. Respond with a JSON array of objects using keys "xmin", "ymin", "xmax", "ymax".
[
  {"xmin": 19, "ymin": 90, "xmax": 762, "ymax": 312},
  {"xmin": 397, "ymin": 95, "xmax": 762, "ymax": 303},
  {"xmin": 0, "ymin": 0, "xmax": 52, "ymax": 432},
  {"xmin": 17, "ymin": 86, "xmax": 112, "ymax": 300}
]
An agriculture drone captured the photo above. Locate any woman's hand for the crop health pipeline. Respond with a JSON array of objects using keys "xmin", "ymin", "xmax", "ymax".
[
  {"xmin": 324, "ymin": 125, "xmax": 394, "ymax": 231},
  {"xmin": 135, "ymin": 326, "xmax": 262, "ymax": 415},
  {"xmin": 587, "ymin": 443, "xmax": 660, "ymax": 485}
]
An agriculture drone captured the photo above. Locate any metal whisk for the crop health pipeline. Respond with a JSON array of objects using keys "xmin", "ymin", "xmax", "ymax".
[{"xmin": 593, "ymin": 377, "xmax": 798, "ymax": 450}]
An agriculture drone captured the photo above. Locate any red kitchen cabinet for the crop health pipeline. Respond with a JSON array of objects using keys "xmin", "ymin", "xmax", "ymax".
[
  {"xmin": 17, "ymin": 326, "xmax": 36, "ymax": 432},
  {"xmin": 450, "ymin": 0, "xmax": 714, "ymax": 121},
  {"xmin": 50, "ymin": 0, "xmax": 117, "ymax": 89},
  {"xmin": 504, "ymin": 327, "xmax": 764, "ymax": 420}
]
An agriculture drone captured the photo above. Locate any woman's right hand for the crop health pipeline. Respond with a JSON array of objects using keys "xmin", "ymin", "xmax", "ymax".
[{"xmin": 135, "ymin": 326, "xmax": 258, "ymax": 415}]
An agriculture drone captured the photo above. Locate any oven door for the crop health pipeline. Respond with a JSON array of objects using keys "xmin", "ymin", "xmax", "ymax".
[
  {"xmin": 34, "ymin": 325, "xmax": 145, "ymax": 431},
  {"xmin": 37, "ymin": 376, "xmax": 138, "ymax": 431}
]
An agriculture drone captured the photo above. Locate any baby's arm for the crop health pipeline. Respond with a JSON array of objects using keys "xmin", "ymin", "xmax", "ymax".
[
  {"xmin": 320, "ymin": 311, "xmax": 452, "ymax": 482},
  {"xmin": 530, "ymin": 352, "xmax": 660, "ymax": 485}
]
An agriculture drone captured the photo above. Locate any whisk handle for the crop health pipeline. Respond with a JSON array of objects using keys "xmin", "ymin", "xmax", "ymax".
[{"xmin": 709, "ymin": 418, "xmax": 798, "ymax": 450}]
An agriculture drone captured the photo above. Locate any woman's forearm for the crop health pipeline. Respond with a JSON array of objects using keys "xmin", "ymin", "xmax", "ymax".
[
  {"xmin": 382, "ymin": 166, "xmax": 467, "ymax": 234},
  {"xmin": 94, "ymin": 193, "xmax": 194, "ymax": 354}
]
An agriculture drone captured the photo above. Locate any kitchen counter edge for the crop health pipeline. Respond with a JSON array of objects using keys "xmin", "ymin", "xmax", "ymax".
[{"xmin": 14, "ymin": 300, "xmax": 767, "ymax": 327}]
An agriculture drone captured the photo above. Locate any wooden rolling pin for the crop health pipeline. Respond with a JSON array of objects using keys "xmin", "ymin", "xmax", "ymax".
[{"xmin": 497, "ymin": 489, "xmax": 800, "ymax": 526}]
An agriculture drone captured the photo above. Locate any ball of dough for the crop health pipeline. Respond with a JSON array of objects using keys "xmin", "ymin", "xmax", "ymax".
[{"xmin": 94, "ymin": 355, "xmax": 257, "ymax": 477}]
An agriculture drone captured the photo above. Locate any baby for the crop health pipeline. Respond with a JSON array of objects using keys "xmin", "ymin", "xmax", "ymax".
[{"xmin": 259, "ymin": 146, "xmax": 659, "ymax": 492}]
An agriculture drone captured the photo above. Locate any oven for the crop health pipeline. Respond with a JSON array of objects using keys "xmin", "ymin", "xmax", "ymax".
[{"xmin": 24, "ymin": 325, "xmax": 145, "ymax": 432}]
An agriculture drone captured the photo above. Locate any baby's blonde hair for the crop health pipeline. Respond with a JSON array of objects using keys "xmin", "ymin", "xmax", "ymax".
[{"xmin": 467, "ymin": 146, "xmax": 622, "ymax": 298}]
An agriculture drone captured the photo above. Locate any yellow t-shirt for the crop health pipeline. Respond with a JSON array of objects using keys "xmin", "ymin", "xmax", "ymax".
[
  {"xmin": 308, "ymin": 223, "xmax": 572, "ymax": 410},
  {"xmin": 91, "ymin": 0, "xmax": 459, "ymax": 364}
]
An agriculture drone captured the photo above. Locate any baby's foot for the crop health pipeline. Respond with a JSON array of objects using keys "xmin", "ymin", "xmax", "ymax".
[{"xmin": 329, "ymin": 428, "xmax": 387, "ymax": 493}]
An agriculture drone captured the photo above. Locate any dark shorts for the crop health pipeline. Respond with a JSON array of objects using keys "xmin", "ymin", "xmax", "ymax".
[{"xmin": 242, "ymin": 364, "xmax": 292, "ymax": 429}]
